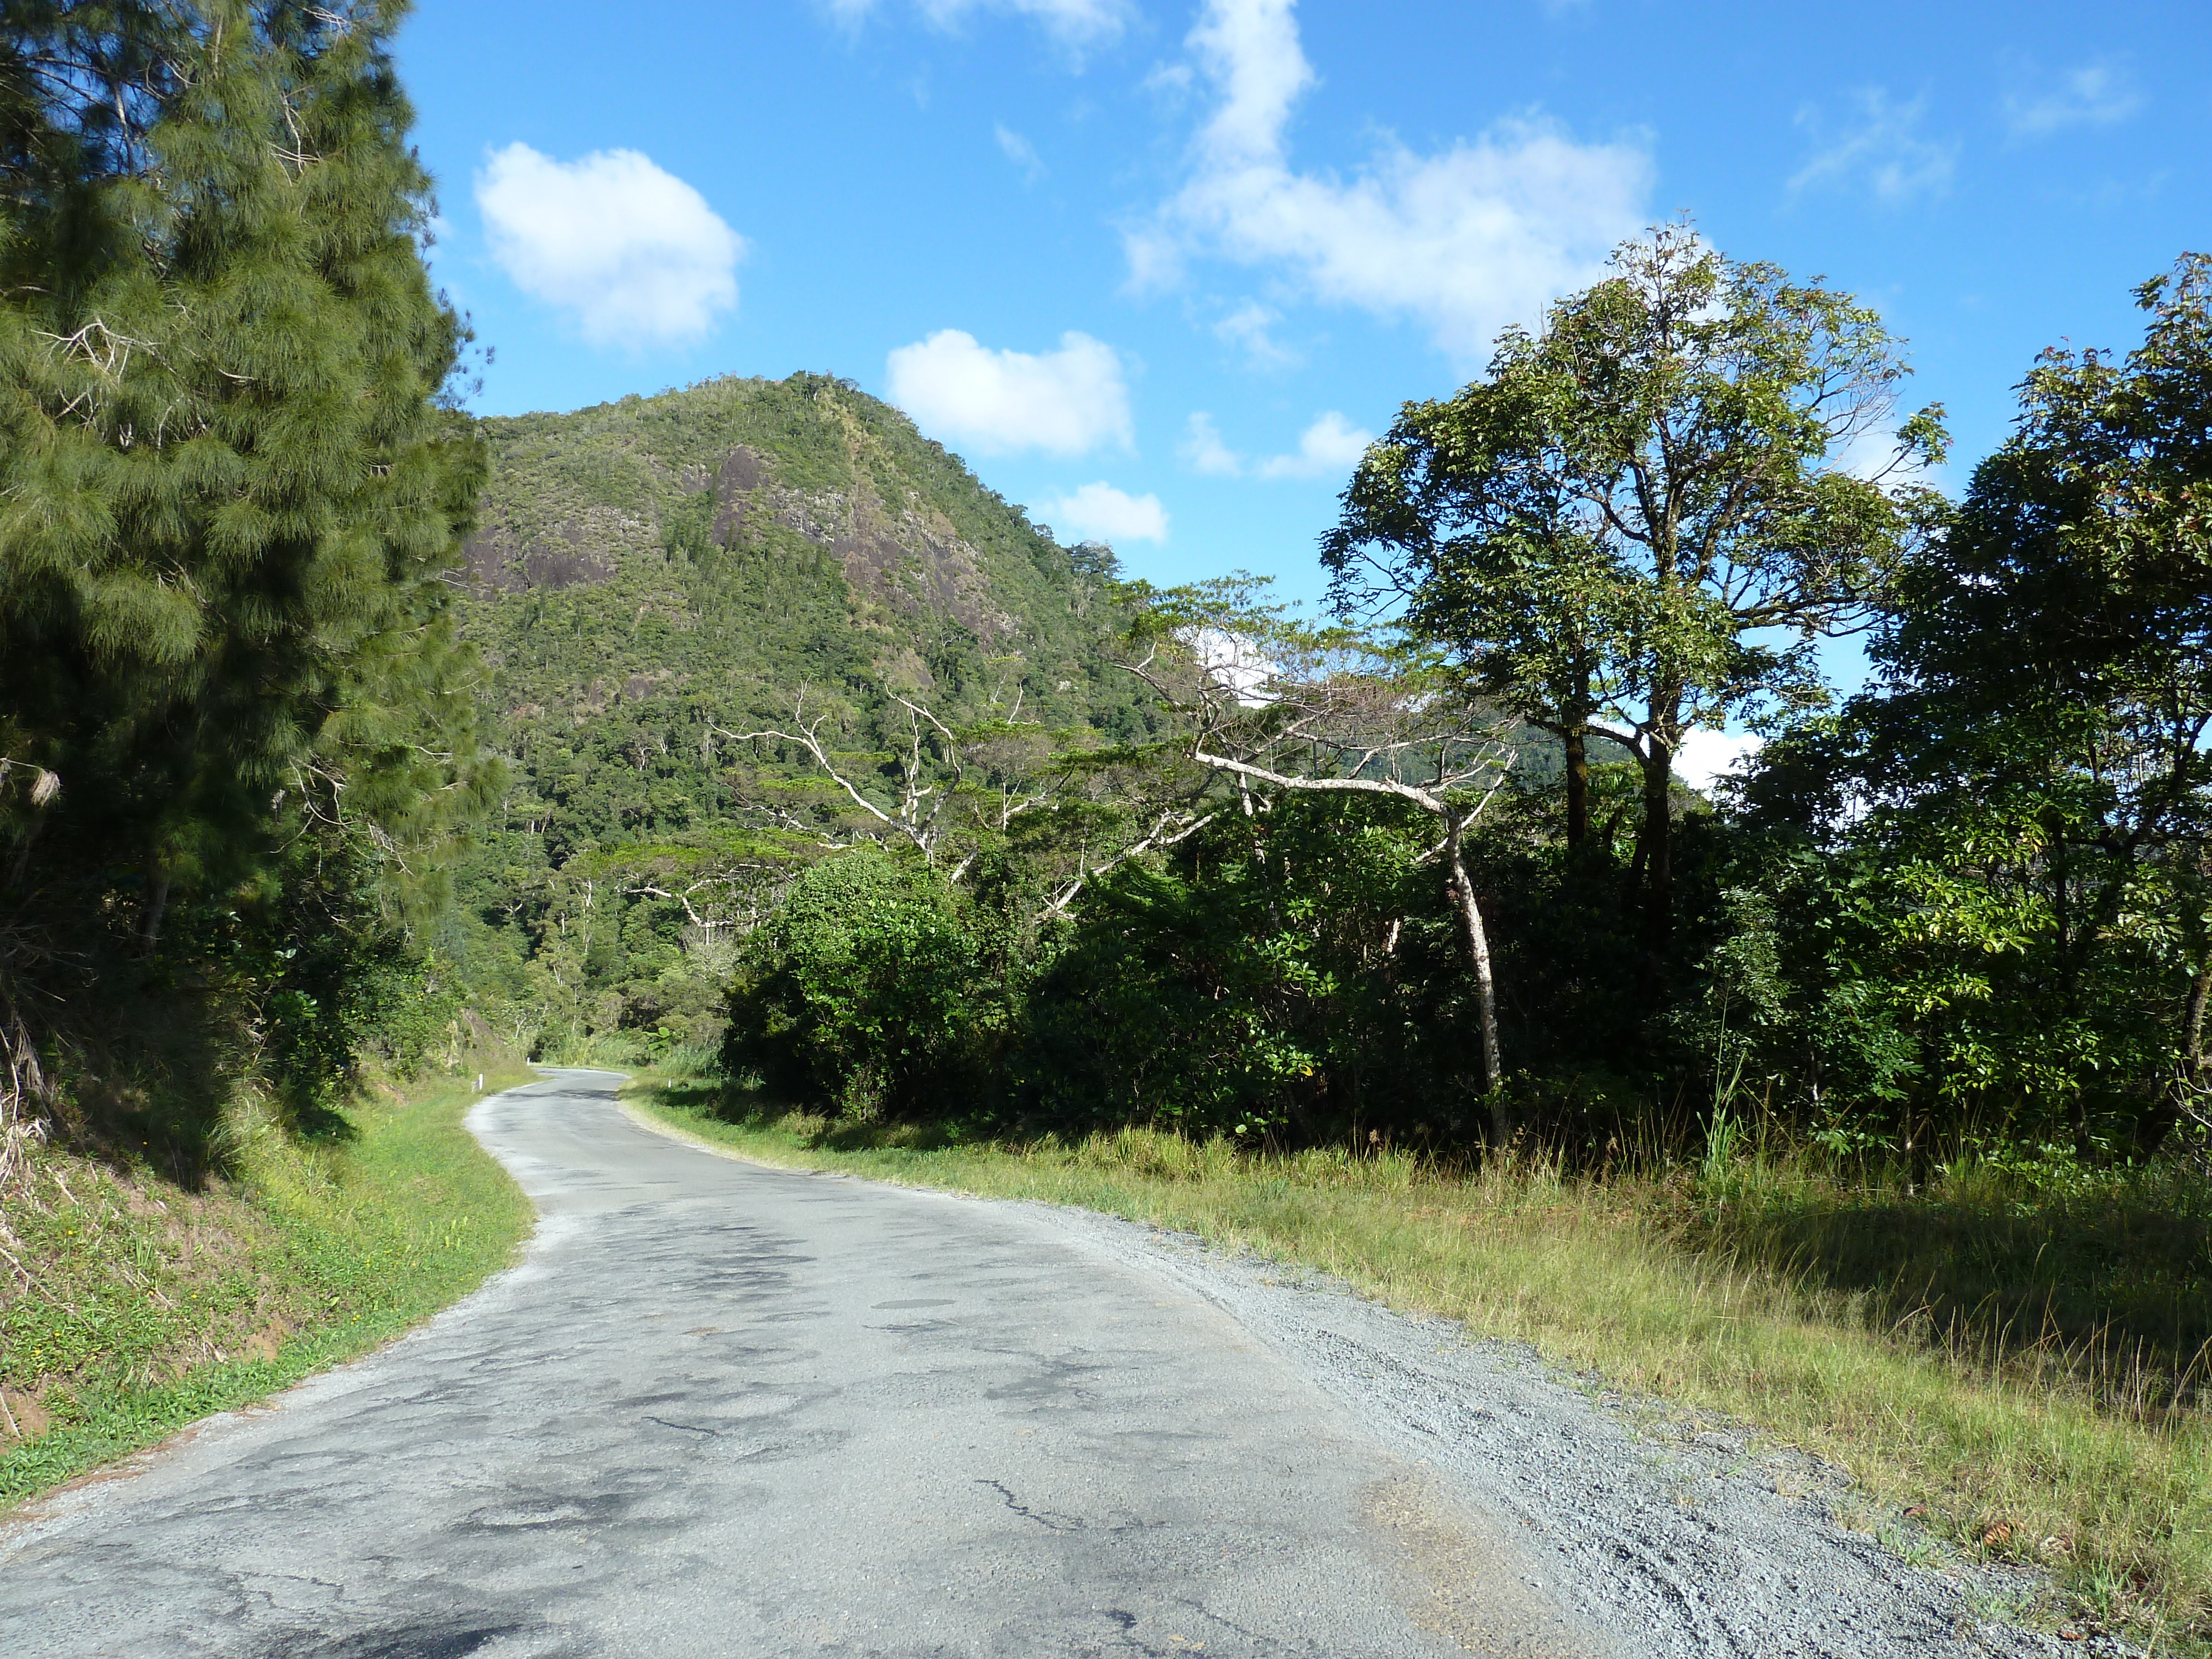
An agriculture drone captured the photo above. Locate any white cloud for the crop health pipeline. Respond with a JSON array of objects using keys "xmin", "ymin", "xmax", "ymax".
[
  {"xmin": 1674, "ymin": 728, "xmax": 1764, "ymax": 793},
  {"xmin": 1193, "ymin": 626, "xmax": 1274, "ymax": 704},
  {"xmin": 475, "ymin": 144, "xmax": 744, "ymax": 347},
  {"xmin": 1035, "ymin": 482, "xmax": 1170, "ymax": 544},
  {"xmin": 1790, "ymin": 90, "xmax": 1958, "ymax": 206},
  {"xmin": 995, "ymin": 123, "xmax": 1046, "ymax": 184},
  {"xmin": 1129, "ymin": 0, "xmax": 1652, "ymax": 361},
  {"xmin": 2005, "ymin": 60, "xmax": 2142, "ymax": 139},
  {"xmin": 828, "ymin": 0, "xmax": 1133, "ymax": 49},
  {"xmin": 1190, "ymin": 0, "xmax": 1313, "ymax": 166},
  {"xmin": 885, "ymin": 330, "xmax": 1133, "ymax": 457},
  {"xmin": 1180, "ymin": 410, "xmax": 1371, "ymax": 480},
  {"xmin": 1256, "ymin": 410, "xmax": 1372, "ymax": 479}
]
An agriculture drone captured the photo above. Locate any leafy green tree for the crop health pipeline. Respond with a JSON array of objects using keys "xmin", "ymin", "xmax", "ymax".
[
  {"xmin": 1019, "ymin": 792, "xmax": 1473, "ymax": 1144},
  {"xmin": 722, "ymin": 847, "xmax": 1000, "ymax": 1119},
  {"xmin": 1324, "ymin": 226, "xmax": 1946, "ymax": 1002},
  {"xmin": 0, "ymin": 0, "xmax": 489, "ymax": 916},
  {"xmin": 1745, "ymin": 253, "xmax": 2212, "ymax": 1155}
]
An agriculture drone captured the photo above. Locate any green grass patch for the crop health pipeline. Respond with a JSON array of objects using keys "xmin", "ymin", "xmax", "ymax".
[
  {"xmin": 631, "ymin": 1076, "xmax": 2211, "ymax": 1652},
  {"xmin": 1, "ymin": 1068, "xmax": 535, "ymax": 1504}
]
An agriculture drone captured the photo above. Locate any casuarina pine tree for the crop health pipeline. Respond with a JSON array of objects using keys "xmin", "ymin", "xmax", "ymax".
[{"xmin": 0, "ymin": 2, "xmax": 494, "ymax": 1130}]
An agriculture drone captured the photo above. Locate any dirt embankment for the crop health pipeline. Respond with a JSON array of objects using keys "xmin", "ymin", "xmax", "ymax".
[{"xmin": 1, "ymin": 1149, "xmax": 300, "ymax": 1449}]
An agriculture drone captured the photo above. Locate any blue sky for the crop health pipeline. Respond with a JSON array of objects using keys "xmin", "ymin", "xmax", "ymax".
[{"xmin": 398, "ymin": 0, "xmax": 2211, "ymax": 623}]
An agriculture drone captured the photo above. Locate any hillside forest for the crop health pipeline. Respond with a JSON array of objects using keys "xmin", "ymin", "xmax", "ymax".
[{"xmin": 4, "ymin": 6, "xmax": 2211, "ymax": 1186}]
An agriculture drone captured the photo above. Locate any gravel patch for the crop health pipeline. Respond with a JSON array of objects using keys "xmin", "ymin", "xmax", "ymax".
[{"xmin": 1025, "ymin": 1201, "xmax": 2127, "ymax": 1659}]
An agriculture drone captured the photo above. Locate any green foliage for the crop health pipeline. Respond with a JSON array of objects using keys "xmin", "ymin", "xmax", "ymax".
[
  {"xmin": 726, "ymin": 794, "xmax": 1486, "ymax": 1144},
  {"xmin": 1722, "ymin": 254, "xmax": 2212, "ymax": 1158},
  {"xmin": 0, "ymin": 1, "xmax": 498, "ymax": 1141},
  {"xmin": 722, "ymin": 847, "xmax": 1003, "ymax": 1118},
  {"xmin": 0, "ymin": 0, "xmax": 494, "ymax": 917},
  {"xmin": 1020, "ymin": 796, "xmax": 1470, "ymax": 1140},
  {"xmin": 1325, "ymin": 223, "xmax": 1947, "ymax": 996}
]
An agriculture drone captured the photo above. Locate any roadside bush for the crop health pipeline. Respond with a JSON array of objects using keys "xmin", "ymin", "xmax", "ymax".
[{"xmin": 722, "ymin": 848, "xmax": 1004, "ymax": 1119}]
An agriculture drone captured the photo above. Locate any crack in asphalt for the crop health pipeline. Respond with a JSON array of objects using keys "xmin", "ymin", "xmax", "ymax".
[{"xmin": 975, "ymin": 1477, "xmax": 1082, "ymax": 1533}]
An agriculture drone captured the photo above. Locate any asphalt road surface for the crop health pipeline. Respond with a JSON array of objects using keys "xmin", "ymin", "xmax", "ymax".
[{"xmin": 0, "ymin": 1070, "xmax": 1604, "ymax": 1658}]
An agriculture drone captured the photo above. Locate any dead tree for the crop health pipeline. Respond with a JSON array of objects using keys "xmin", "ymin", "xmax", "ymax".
[
  {"xmin": 1127, "ymin": 625, "xmax": 1520, "ymax": 1138},
  {"xmin": 711, "ymin": 688, "xmax": 965, "ymax": 867},
  {"xmin": 712, "ymin": 688, "xmax": 1218, "ymax": 917}
]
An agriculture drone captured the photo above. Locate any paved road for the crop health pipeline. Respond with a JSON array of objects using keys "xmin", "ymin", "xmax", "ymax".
[{"xmin": 0, "ymin": 1070, "xmax": 1595, "ymax": 1658}]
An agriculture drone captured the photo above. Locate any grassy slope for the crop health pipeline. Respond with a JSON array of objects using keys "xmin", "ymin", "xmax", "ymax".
[
  {"xmin": 633, "ymin": 1079, "xmax": 2210, "ymax": 1651},
  {"xmin": 0, "ymin": 1069, "xmax": 534, "ymax": 1504}
]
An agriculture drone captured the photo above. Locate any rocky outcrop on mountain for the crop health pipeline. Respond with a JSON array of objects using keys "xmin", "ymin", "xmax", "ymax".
[{"xmin": 451, "ymin": 369, "xmax": 1142, "ymax": 808}]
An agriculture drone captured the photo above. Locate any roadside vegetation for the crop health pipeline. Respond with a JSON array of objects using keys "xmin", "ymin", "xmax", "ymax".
[
  {"xmin": 0, "ymin": 1063, "xmax": 532, "ymax": 1504},
  {"xmin": 4, "ymin": 4, "xmax": 2205, "ymax": 1646},
  {"xmin": 635, "ymin": 1070, "xmax": 2210, "ymax": 1649},
  {"xmin": 0, "ymin": 3, "xmax": 537, "ymax": 1505}
]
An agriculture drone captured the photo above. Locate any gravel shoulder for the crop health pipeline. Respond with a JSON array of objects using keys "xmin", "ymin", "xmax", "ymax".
[{"xmin": 1031, "ymin": 1202, "xmax": 2113, "ymax": 1658}]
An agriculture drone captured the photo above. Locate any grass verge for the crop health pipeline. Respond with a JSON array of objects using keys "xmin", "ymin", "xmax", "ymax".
[
  {"xmin": 1, "ymin": 1067, "xmax": 535, "ymax": 1505},
  {"xmin": 632, "ymin": 1076, "xmax": 2210, "ymax": 1652}
]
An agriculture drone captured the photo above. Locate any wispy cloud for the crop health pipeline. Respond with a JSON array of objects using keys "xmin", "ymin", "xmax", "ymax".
[
  {"xmin": 1035, "ymin": 481, "xmax": 1169, "ymax": 544},
  {"xmin": 1181, "ymin": 411, "xmax": 1245, "ymax": 476},
  {"xmin": 1127, "ymin": 0, "xmax": 1651, "ymax": 363},
  {"xmin": 1790, "ymin": 90, "xmax": 1958, "ymax": 206},
  {"xmin": 1180, "ymin": 410, "xmax": 1373, "ymax": 480},
  {"xmin": 1255, "ymin": 410, "xmax": 1372, "ymax": 479},
  {"xmin": 885, "ymin": 330, "xmax": 1133, "ymax": 457},
  {"xmin": 1213, "ymin": 299, "xmax": 1298, "ymax": 368},
  {"xmin": 2004, "ymin": 59, "xmax": 2143, "ymax": 140},
  {"xmin": 475, "ymin": 144, "xmax": 744, "ymax": 347},
  {"xmin": 994, "ymin": 123, "xmax": 1046, "ymax": 185},
  {"xmin": 826, "ymin": 0, "xmax": 1133, "ymax": 53}
]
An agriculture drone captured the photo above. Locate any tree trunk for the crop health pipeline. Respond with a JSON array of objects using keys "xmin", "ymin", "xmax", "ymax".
[
  {"xmin": 140, "ymin": 867, "xmax": 171, "ymax": 954},
  {"xmin": 1446, "ymin": 817, "xmax": 1509, "ymax": 1144},
  {"xmin": 1563, "ymin": 726, "xmax": 1589, "ymax": 849},
  {"xmin": 1637, "ymin": 744, "xmax": 1674, "ymax": 1006},
  {"xmin": 2042, "ymin": 811, "xmax": 2100, "ymax": 1160}
]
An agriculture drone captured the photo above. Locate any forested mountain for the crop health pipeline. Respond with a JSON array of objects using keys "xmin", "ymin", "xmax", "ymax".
[{"xmin": 442, "ymin": 372, "xmax": 1157, "ymax": 1046}]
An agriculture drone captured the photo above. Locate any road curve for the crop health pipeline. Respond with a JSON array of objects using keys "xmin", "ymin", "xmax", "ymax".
[{"xmin": 0, "ymin": 1070, "xmax": 1597, "ymax": 1658}]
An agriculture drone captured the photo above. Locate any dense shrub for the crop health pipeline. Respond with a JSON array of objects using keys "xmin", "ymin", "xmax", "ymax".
[
  {"xmin": 1017, "ymin": 799, "xmax": 1472, "ymax": 1141},
  {"xmin": 722, "ymin": 848, "xmax": 1004, "ymax": 1119}
]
